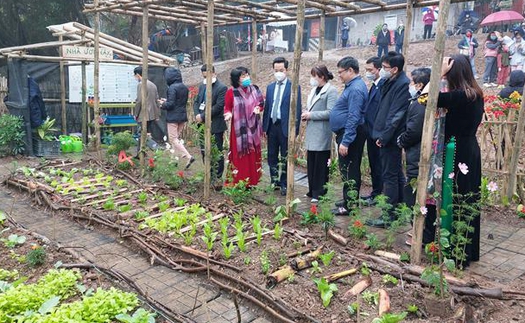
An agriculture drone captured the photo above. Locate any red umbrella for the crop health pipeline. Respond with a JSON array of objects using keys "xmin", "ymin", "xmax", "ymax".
[{"xmin": 480, "ymin": 10, "xmax": 524, "ymax": 26}]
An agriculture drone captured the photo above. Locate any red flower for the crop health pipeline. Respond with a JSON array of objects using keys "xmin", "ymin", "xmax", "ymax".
[
  {"xmin": 148, "ymin": 158, "xmax": 155, "ymax": 168},
  {"xmin": 353, "ymin": 220, "xmax": 363, "ymax": 228},
  {"xmin": 177, "ymin": 171, "xmax": 184, "ymax": 178},
  {"xmin": 310, "ymin": 204, "xmax": 318, "ymax": 215},
  {"xmin": 428, "ymin": 242, "xmax": 439, "ymax": 254}
]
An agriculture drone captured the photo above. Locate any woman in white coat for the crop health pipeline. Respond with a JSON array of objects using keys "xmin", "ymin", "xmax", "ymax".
[
  {"xmin": 510, "ymin": 31, "xmax": 525, "ymax": 71},
  {"xmin": 301, "ymin": 65, "xmax": 339, "ymax": 203}
]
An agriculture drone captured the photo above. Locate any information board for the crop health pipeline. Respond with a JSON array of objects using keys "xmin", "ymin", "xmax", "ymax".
[{"xmin": 68, "ymin": 63, "xmax": 137, "ymax": 103}]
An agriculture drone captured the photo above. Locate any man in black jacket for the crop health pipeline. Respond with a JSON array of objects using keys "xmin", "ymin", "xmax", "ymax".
[
  {"xmin": 193, "ymin": 64, "xmax": 228, "ymax": 183},
  {"xmin": 376, "ymin": 23, "xmax": 391, "ymax": 58},
  {"xmin": 368, "ymin": 51, "xmax": 411, "ymax": 227}
]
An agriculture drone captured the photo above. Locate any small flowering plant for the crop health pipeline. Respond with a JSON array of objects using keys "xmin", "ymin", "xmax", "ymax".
[
  {"xmin": 484, "ymin": 91, "xmax": 521, "ymax": 120},
  {"xmin": 517, "ymin": 204, "xmax": 525, "ymax": 219},
  {"xmin": 349, "ymin": 219, "xmax": 367, "ymax": 239},
  {"xmin": 301, "ymin": 204, "xmax": 319, "ymax": 225},
  {"xmin": 424, "ymin": 241, "xmax": 440, "ymax": 263}
]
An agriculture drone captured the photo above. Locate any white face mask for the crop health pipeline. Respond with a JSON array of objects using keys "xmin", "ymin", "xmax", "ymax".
[
  {"xmin": 379, "ymin": 68, "xmax": 392, "ymax": 79},
  {"xmin": 309, "ymin": 77, "xmax": 319, "ymax": 87},
  {"xmin": 365, "ymin": 72, "xmax": 376, "ymax": 81},
  {"xmin": 203, "ymin": 77, "xmax": 217, "ymax": 85},
  {"xmin": 409, "ymin": 85, "xmax": 419, "ymax": 98},
  {"xmin": 274, "ymin": 71, "xmax": 286, "ymax": 82}
]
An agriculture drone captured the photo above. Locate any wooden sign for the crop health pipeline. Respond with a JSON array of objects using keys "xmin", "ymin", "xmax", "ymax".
[{"xmin": 63, "ymin": 46, "xmax": 113, "ymax": 60}]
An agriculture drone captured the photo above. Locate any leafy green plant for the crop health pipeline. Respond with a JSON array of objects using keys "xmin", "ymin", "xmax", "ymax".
[
  {"xmin": 317, "ymin": 205, "xmax": 335, "ymax": 240},
  {"xmin": 310, "ymin": 260, "xmax": 322, "ymax": 275},
  {"xmin": 182, "ymin": 222, "xmax": 197, "ymax": 246},
  {"xmin": 0, "ymin": 211, "xmax": 6, "ymax": 226},
  {"xmin": 201, "ymin": 220, "xmax": 218, "ymax": 251},
  {"xmin": 0, "ymin": 114, "xmax": 25, "ymax": 156},
  {"xmin": 407, "ymin": 304, "xmax": 418, "ymax": 314},
  {"xmin": 372, "ymin": 312, "xmax": 408, "ymax": 323},
  {"xmin": 116, "ymin": 308, "xmax": 156, "ymax": 323},
  {"xmin": 364, "ymin": 233, "xmax": 381, "ymax": 250},
  {"xmin": 349, "ymin": 219, "xmax": 367, "ymax": 239},
  {"xmin": 243, "ymin": 256, "xmax": 251, "ymax": 265},
  {"xmin": 313, "ymin": 278, "xmax": 338, "ymax": 308},
  {"xmin": 134, "ymin": 211, "xmax": 149, "ymax": 220},
  {"xmin": 421, "ymin": 265, "xmax": 448, "ymax": 296},
  {"xmin": 319, "ymin": 251, "xmax": 335, "ymax": 267},
  {"xmin": 399, "ymin": 252, "xmax": 410, "ymax": 262},
  {"xmin": 382, "ymin": 274, "xmax": 398, "ymax": 286},
  {"xmin": 278, "ymin": 253, "xmax": 288, "ymax": 267},
  {"xmin": 36, "ymin": 117, "xmax": 58, "ymax": 141},
  {"xmin": 2, "ymin": 234, "xmax": 27, "ymax": 248},
  {"xmin": 138, "ymin": 192, "xmax": 148, "ymax": 205},
  {"xmin": 301, "ymin": 204, "xmax": 319, "ymax": 225},
  {"xmin": 118, "ymin": 204, "xmax": 132, "ymax": 213},
  {"xmin": 27, "ymin": 246, "xmax": 47, "ymax": 267},
  {"xmin": 222, "ymin": 180, "xmax": 252, "ymax": 204},
  {"xmin": 106, "ymin": 131, "xmax": 136, "ymax": 156},
  {"xmin": 219, "ymin": 217, "xmax": 230, "ymax": 245},
  {"xmin": 150, "ymin": 150, "xmax": 183, "ymax": 189},
  {"xmin": 362, "ymin": 290, "xmax": 379, "ymax": 306},
  {"xmin": 287, "ymin": 273, "xmax": 296, "ymax": 283},
  {"xmin": 0, "ymin": 269, "xmax": 19, "ymax": 281},
  {"xmin": 273, "ymin": 222, "xmax": 283, "ymax": 240},
  {"xmin": 347, "ymin": 302, "xmax": 359, "ymax": 315},
  {"xmin": 158, "ymin": 201, "xmax": 170, "ymax": 213},
  {"xmin": 103, "ymin": 199, "xmax": 116, "ymax": 211},
  {"xmin": 236, "ymin": 231, "xmax": 247, "ymax": 252},
  {"xmin": 250, "ymin": 215, "xmax": 264, "ymax": 246},
  {"xmin": 174, "ymin": 198, "xmax": 186, "ymax": 207},
  {"xmin": 360, "ymin": 262, "xmax": 371, "ymax": 276},
  {"xmin": 222, "ymin": 241, "xmax": 235, "ymax": 260},
  {"xmin": 260, "ymin": 250, "xmax": 271, "ymax": 275}
]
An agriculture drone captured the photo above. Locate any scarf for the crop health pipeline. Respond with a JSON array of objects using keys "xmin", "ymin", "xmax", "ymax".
[{"xmin": 232, "ymin": 85, "xmax": 264, "ymax": 157}]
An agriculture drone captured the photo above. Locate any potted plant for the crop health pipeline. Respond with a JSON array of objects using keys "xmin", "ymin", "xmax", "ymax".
[{"xmin": 33, "ymin": 117, "xmax": 60, "ymax": 157}]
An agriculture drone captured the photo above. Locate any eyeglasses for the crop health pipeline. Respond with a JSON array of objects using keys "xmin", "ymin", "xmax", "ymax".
[
  {"xmin": 381, "ymin": 65, "xmax": 392, "ymax": 70},
  {"xmin": 337, "ymin": 69, "xmax": 349, "ymax": 75}
]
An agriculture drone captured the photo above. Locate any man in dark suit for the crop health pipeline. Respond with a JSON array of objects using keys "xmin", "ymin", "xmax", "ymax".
[
  {"xmin": 368, "ymin": 51, "xmax": 411, "ymax": 227},
  {"xmin": 362, "ymin": 57, "xmax": 384, "ymax": 204},
  {"xmin": 376, "ymin": 23, "xmax": 391, "ymax": 58},
  {"xmin": 262, "ymin": 57, "xmax": 302, "ymax": 195},
  {"xmin": 193, "ymin": 64, "xmax": 228, "ymax": 183}
]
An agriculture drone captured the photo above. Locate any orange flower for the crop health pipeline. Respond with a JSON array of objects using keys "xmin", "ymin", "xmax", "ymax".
[
  {"xmin": 177, "ymin": 171, "xmax": 184, "ymax": 178},
  {"xmin": 310, "ymin": 204, "xmax": 318, "ymax": 215},
  {"xmin": 353, "ymin": 220, "xmax": 363, "ymax": 228}
]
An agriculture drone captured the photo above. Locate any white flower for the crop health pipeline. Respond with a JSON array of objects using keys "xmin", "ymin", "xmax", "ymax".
[
  {"xmin": 232, "ymin": 169, "xmax": 239, "ymax": 175},
  {"xmin": 458, "ymin": 162, "xmax": 469, "ymax": 175},
  {"xmin": 169, "ymin": 149, "xmax": 175, "ymax": 154},
  {"xmin": 165, "ymin": 142, "xmax": 171, "ymax": 150},
  {"xmin": 433, "ymin": 166, "xmax": 443, "ymax": 179},
  {"xmin": 180, "ymin": 139, "xmax": 185, "ymax": 145},
  {"xmin": 448, "ymin": 173, "xmax": 454, "ymax": 179},
  {"xmin": 163, "ymin": 136, "xmax": 167, "ymax": 142},
  {"xmin": 420, "ymin": 206, "xmax": 428, "ymax": 215},
  {"xmin": 327, "ymin": 159, "xmax": 331, "ymax": 167},
  {"xmin": 175, "ymin": 156, "xmax": 179, "ymax": 161},
  {"xmin": 487, "ymin": 181, "xmax": 498, "ymax": 192}
]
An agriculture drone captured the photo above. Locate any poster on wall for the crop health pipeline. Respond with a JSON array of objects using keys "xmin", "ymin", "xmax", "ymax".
[{"xmin": 68, "ymin": 63, "xmax": 137, "ymax": 103}]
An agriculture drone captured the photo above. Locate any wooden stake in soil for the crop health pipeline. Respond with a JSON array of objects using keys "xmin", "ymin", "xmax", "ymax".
[
  {"xmin": 203, "ymin": 0, "xmax": 214, "ymax": 199},
  {"xmin": 251, "ymin": 19, "xmax": 257, "ymax": 82},
  {"xmin": 402, "ymin": 0, "xmax": 413, "ymax": 60},
  {"xmin": 507, "ymin": 85, "xmax": 525, "ymax": 199},
  {"xmin": 93, "ymin": 0, "xmax": 101, "ymax": 151},
  {"xmin": 285, "ymin": 0, "xmax": 306, "ymax": 217},
  {"xmin": 139, "ymin": 5, "xmax": 149, "ymax": 168},
  {"xmin": 318, "ymin": 10, "xmax": 325, "ymax": 62},
  {"xmin": 411, "ymin": 0, "xmax": 451, "ymax": 265},
  {"xmin": 267, "ymin": 265, "xmax": 296, "ymax": 288},
  {"xmin": 59, "ymin": 35, "xmax": 67, "ymax": 134}
]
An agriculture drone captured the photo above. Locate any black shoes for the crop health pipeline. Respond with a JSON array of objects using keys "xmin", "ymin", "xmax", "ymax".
[
  {"xmin": 332, "ymin": 207, "xmax": 349, "ymax": 216},
  {"xmin": 280, "ymin": 187, "xmax": 287, "ymax": 196},
  {"xmin": 185, "ymin": 156, "xmax": 196, "ymax": 169}
]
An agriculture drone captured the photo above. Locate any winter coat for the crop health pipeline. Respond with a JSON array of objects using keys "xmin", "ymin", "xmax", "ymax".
[
  {"xmin": 423, "ymin": 12, "xmax": 435, "ymax": 26},
  {"xmin": 135, "ymin": 79, "xmax": 160, "ymax": 122},
  {"xmin": 484, "ymin": 39, "xmax": 501, "ymax": 57},
  {"xmin": 341, "ymin": 24, "xmax": 349, "ymax": 40},
  {"xmin": 397, "ymin": 97, "xmax": 425, "ymax": 179},
  {"xmin": 193, "ymin": 80, "xmax": 228, "ymax": 134},
  {"xmin": 376, "ymin": 30, "xmax": 391, "ymax": 46},
  {"xmin": 394, "ymin": 28, "xmax": 404, "ymax": 46},
  {"xmin": 510, "ymin": 40, "xmax": 525, "ymax": 67},
  {"xmin": 161, "ymin": 68, "xmax": 189, "ymax": 123},
  {"xmin": 458, "ymin": 36, "xmax": 478, "ymax": 58},
  {"xmin": 28, "ymin": 77, "xmax": 47, "ymax": 128},
  {"xmin": 499, "ymin": 70, "xmax": 525, "ymax": 98},
  {"xmin": 372, "ymin": 71, "xmax": 411, "ymax": 147},
  {"xmin": 304, "ymin": 83, "xmax": 338, "ymax": 151}
]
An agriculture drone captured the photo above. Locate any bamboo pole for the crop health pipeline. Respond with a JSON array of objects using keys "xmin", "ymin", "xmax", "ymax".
[
  {"xmin": 200, "ymin": 22, "xmax": 206, "ymax": 61},
  {"xmin": 81, "ymin": 61, "xmax": 87, "ymax": 143},
  {"xmin": 0, "ymin": 39, "xmax": 89, "ymax": 54},
  {"xmin": 59, "ymin": 35, "xmax": 67, "ymax": 134},
  {"xmin": 285, "ymin": 0, "xmax": 305, "ymax": 216},
  {"xmin": 139, "ymin": 5, "xmax": 149, "ymax": 167},
  {"xmin": 318, "ymin": 10, "xmax": 325, "ymax": 62},
  {"xmin": 402, "ymin": 0, "xmax": 413, "ymax": 60},
  {"xmin": 410, "ymin": 0, "xmax": 451, "ymax": 264},
  {"xmin": 251, "ymin": 19, "xmax": 257, "ymax": 82},
  {"xmin": 93, "ymin": 0, "xmax": 101, "ymax": 151},
  {"xmin": 203, "ymin": 0, "xmax": 215, "ymax": 199},
  {"xmin": 507, "ymin": 87, "xmax": 525, "ymax": 199}
]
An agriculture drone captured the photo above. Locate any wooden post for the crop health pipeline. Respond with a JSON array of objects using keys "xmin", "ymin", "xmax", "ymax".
[
  {"xmin": 318, "ymin": 10, "xmax": 325, "ymax": 62},
  {"xmin": 285, "ymin": 0, "xmax": 306, "ymax": 216},
  {"xmin": 402, "ymin": 0, "xmax": 413, "ymax": 60},
  {"xmin": 59, "ymin": 35, "xmax": 67, "ymax": 134},
  {"xmin": 507, "ymin": 88, "xmax": 525, "ymax": 199},
  {"xmin": 93, "ymin": 0, "xmax": 101, "ymax": 151},
  {"xmin": 81, "ymin": 61, "xmax": 87, "ymax": 144},
  {"xmin": 139, "ymin": 4, "xmax": 149, "ymax": 167},
  {"xmin": 203, "ymin": 0, "xmax": 215, "ymax": 199},
  {"xmin": 251, "ymin": 19, "xmax": 257, "ymax": 82},
  {"xmin": 410, "ymin": 0, "xmax": 451, "ymax": 264},
  {"xmin": 200, "ymin": 22, "xmax": 206, "ymax": 62}
]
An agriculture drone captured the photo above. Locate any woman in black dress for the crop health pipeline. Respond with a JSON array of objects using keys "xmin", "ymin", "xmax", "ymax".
[{"xmin": 423, "ymin": 54, "xmax": 484, "ymax": 268}]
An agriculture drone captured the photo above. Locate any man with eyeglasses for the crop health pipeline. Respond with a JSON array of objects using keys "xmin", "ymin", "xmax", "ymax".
[
  {"xmin": 367, "ymin": 51, "xmax": 411, "ymax": 228},
  {"xmin": 329, "ymin": 56, "xmax": 368, "ymax": 216}
]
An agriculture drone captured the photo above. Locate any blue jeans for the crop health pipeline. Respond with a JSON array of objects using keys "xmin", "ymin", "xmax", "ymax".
[
  {"xmin": 470, "ymin": 57, "xmax": 477, "ymax": 76},
  {"xmin": 377, "ymin": 45, "xmax": 388, "ymax": 58},
  {"xmin": 483, "ymin": 56, "xmax": 497, "ymax": 83},
  {"xmin": 395, "ymin": 44, "xmax": 402, "ymax": 53}
]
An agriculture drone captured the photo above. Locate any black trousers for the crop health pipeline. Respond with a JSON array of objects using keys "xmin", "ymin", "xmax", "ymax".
[
  {"xmin": 423, "ymin": 25, "xmax": 433, "ymax": 39},
  {"xmin": 307, "ymin": 150, "xmax": 330, "ymax": 199},
  {"xmin": 366, "ymin": 134, "xmax": 383, "ymax": 198},
  {"xmin": 199, "ymin": 131, "xmax": 225, "ymax": 181},
  {"xmin": 342, "ymin": 39, "xmax": 348, "ymax": 48},
  {"xmin": 379, "ymin": 145, "xmax": 405, "ymax": 218},
  {"xmin": 267, "ymin": 121, "xmax": 288, "ymax": 187},
  {"xmin": 336, "ymin": 125, "xmax": 366, "ymax": 204}
]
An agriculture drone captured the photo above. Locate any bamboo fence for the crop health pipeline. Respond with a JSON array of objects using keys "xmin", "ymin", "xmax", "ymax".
[{"xmin": 0, "ymin": 76, "xmax": 7, "ymax": 115}]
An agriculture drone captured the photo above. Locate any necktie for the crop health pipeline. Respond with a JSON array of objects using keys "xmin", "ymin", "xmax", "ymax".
[{"xmin": 271, "ymin": 82, "xmax": 283, "ymax": 124}]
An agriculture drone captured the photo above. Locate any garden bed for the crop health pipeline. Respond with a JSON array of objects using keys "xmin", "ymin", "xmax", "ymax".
[{"xmin": 2, "ymin": 157, "xmax": 525, "ymax": 323}]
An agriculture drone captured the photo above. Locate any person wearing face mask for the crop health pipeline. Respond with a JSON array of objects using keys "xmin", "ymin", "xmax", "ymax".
[
  {"xmin": 223, "ymin": 66, "xmax": 264, "ymax": 187},
  {"xmin": 482, "ymin": 31, "xmax": 501, "ymax": 87},
  {"xmin": 329, "ymin": 56, "xmax": 368, "ymax": 216},
  {"xmin": 262, "ymin": 57, "xmax": 302, "ymax": 196},
  {"xmin": 394, "ymin": 22, "xmax": 404, "ymax": 54},
  {"xmin": 361, "ymin": 57, "xmax": 385, "ymax": 205},
  {"xmin": 458, "ymin": 29, "xmax": 478, "ymax": 78},
  {"xmin": 376, "ymin": 23, "xmax": 391, "ymax": 58},
  {"xmin": 193, "ymin": 64, "xmax": 228, "ymax": 185},
  {"xmin": 367, "ymin": 51, "xmax": 411, "ymax": 228},
  {"xmin": 302, "ymin": 65, "xmax": 338, "ymax": 204},
  {"xmin": 396, "ymin": 68, "xmax": 431, "ymax": 211},
  {"xmin": 510, "ymin": 31, "xmax": 525, "ymax": 71}
]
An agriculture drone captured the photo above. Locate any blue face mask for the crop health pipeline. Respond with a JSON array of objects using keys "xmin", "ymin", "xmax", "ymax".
[{"xmin": 241, "ymin": 77, "xmax": 251, "ymax": 87}]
